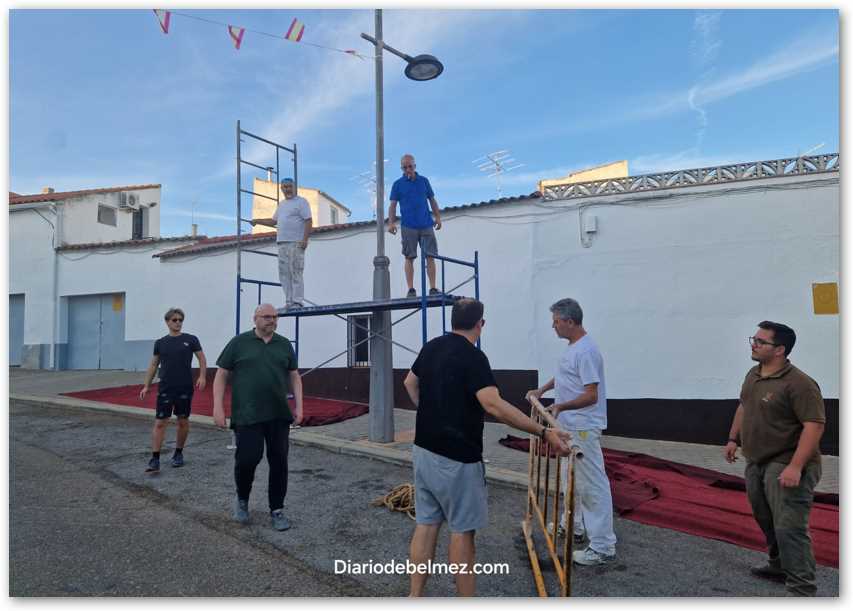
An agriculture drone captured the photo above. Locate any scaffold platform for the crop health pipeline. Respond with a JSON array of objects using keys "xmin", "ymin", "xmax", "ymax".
[{"xmin": 277, "ymin": 294, "xmax": 461, "ymax": 318}]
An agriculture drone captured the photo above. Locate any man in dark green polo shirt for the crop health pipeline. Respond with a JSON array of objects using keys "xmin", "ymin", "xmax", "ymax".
[
  {"xmin": 724, "ymin": 320, "xmax": 826, "ymax": 596},
  {"xmin": 213, "ymin": 303, "xmax": 303, "ymax": 531}
]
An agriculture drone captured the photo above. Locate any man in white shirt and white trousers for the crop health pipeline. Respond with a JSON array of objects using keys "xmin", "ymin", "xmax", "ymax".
[
  {"xmin": 251, "ymin": 177, "xmax": 313, "ymax": 309},
  {"xmin": 527, "ymin": 297, "xmax": 617, "ymax": 566}
]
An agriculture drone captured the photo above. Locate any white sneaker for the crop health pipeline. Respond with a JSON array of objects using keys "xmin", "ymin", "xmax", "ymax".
[{"xmin": 572, "ymin": 547, "xmax": 616, "ymax": 566}]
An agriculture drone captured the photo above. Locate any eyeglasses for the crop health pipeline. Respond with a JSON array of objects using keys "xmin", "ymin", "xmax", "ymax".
[
  {"xmin": 748, "ymin": 336, "xmax": 778, "ymax": 347},
  {"xmin": 402, "ymin": 164, "xmax": 415, "ymax": 169},
  {"xmin": 170, "ymin": 318, "xmax": 184, "ymax": 323}
]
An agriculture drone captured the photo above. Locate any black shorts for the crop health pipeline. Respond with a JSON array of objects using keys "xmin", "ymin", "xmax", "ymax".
[{"xmin": 156, "ymin": 386, "xmax": 194, "ymax": 419}]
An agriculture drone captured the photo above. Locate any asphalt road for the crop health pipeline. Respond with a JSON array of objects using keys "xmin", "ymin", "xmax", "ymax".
[{"xmin": 9, "ymin": 401, "xmax": 839, "ymax": 597}]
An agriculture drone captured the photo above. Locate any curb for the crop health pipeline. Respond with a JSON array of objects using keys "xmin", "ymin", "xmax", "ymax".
[{"xmin": 10, "ymin": 393, "xmax": 530, "ymax": 492}]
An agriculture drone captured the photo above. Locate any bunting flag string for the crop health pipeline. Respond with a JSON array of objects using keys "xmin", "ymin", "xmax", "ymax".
[
  {"xmin": 228, "ymin": 25, "xmax": 245, "ymax": 50},
  {"xmin": 151, "ymin": 9, "xmax": 367, "ymax": 60},
  {"xmin": 153, "ymin": 9, "xmax": 170, "ymax": 34},
  {"xmin": 285, "ymin": 18, "xmax": 305, "ymax": 42}
]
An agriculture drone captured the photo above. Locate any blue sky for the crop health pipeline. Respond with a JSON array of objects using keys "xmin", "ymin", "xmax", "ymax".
[{"xmin": 9, "ymin": 7, "xmax": 839, "ymax": 238}]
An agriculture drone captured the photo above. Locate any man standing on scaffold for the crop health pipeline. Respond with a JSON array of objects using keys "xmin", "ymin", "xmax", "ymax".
[
  {"xmin": 387, "ymin": 154, "xmax": 443, "ymax": 298},
  {"xmin": 251, "ymin": 177, "xmax": 313, "ymax": 310}
]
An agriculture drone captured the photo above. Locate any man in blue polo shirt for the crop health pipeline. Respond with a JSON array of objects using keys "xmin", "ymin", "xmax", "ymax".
[{"xmin": 388, "ymin": 154, "xmax": 443, "ymax": 298}]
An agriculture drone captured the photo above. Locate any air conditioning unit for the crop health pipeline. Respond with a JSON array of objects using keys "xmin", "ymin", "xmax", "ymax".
[{"xmin": 118, "ymin": 192, "xmax": 140, "ymax": 210}]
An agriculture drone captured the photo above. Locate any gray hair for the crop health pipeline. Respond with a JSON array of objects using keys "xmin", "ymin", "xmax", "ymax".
[
  {"xmin": 254, "ymin": 303, "xmax": 276, "ymax": 316},
  {"xmin": 550, "ymin": 298, "xmax": 583, "ymax": 325}
]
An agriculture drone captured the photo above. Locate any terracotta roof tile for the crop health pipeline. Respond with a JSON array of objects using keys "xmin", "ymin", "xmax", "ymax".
[
  {"xmin": 57, "ymin": 235, "xmax": 202, "ymax": 252},
  {"xmin": 10, "ymin": 184, "xmax": 161, "ymax": 206},
  {"xmin": 155, "ymin": 192, "xmax": 541, "ymax": 259}
]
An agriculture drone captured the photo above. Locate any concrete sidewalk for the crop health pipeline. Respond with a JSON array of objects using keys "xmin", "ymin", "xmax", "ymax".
[{"xmin": 8, "ymin": 368, "xmax": 838, "ymax": 494}]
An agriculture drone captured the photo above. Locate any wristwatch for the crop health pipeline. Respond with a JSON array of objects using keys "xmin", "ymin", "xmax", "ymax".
[{"xmin": 728, "ymin": 437, "xmax": 739, "ymax": 444}]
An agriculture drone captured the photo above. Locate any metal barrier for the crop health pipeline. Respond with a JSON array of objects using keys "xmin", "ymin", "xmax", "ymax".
[{"xmin": 521, "ymin": 396, "xmax": 581, "ymax": 597}]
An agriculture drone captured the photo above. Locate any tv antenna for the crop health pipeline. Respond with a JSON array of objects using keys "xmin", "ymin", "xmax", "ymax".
[
  {"xmin": 472, "ymin": 150, "xmax": 525, "ymax": 197},
  {"xmin": 350, "ymin": 159, "xmax": 388, "ymax": 218}
]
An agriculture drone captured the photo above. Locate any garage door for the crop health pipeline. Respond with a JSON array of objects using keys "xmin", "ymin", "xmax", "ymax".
[
  {"xmin": 67, "ymin": 293, "xmax": 126, "ymax": 370},
  {"xmin": 9, "ymin": 294, "xmax": 25, "ymax": 367}
]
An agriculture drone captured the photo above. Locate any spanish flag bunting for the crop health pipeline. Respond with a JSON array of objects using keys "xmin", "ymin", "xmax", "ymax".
[
  {"xmin": 228, "ymin": 25, "xmax": 245, "ymax": 49},
  {"xmin": 153, "ymin": 9, "xmax": 171, "ymax": 34},
  {"xmin": 285, "ymin": 18, "xmax": 305, "ymax": 42}
]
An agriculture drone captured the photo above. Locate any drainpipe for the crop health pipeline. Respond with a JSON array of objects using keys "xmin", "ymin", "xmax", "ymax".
[{"xmin": 51, "ymin": 203, "xmax": 63, "ymax": 370}]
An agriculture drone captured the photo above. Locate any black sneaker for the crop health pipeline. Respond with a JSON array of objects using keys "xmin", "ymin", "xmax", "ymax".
[
  {"xmin": 750, "ymin": 563, "xmax": 786, "ymax": 582},
  {"xmin": 406, "ymin": 288, "xmax": 416, "ymax": 298},
  {"xmin": 145, "ymin": 457, "xmax": 160, "ymax": 473},
  {"xmin": 428, "ymin": 288, "xmax": 440, "ymax": 295}
]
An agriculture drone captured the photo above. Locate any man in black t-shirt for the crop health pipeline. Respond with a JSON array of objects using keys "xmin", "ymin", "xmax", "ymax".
[
  {"xmin": 403, "ymin": 298, "xmax": 571, "ymax": 596},
  {"xmin": 140, "ymin": 307, "xmax": 207, "ymax": 473}
]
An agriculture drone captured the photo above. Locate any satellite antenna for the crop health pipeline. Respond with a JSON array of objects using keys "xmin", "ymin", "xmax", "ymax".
[
  {"xmin": 472, "ymin": 150, "xmax": 525, "ymax": 197},
  {"xmin": 350, "ymin": 159, "xmax": 388, "ymax": 218}
]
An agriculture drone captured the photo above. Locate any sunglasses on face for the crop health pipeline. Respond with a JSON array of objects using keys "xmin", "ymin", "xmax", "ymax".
[{"xmin": 170, "ymin": 318, "xmax": 183, "ymax": 323}]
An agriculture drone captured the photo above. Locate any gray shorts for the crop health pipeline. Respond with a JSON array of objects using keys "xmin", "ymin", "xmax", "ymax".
[
  {"xmin": 412, "ymin": 445, "xmax": 488, "ymax": 533},
  {"xmin": 401, "ymin": 226, "xmax": 438, "ymax": 260}
]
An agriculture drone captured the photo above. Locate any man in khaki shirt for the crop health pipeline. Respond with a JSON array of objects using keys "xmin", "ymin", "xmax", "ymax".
[{"xmin": 724, "ymin": 320, "xmax": 826, "ymax": 596}]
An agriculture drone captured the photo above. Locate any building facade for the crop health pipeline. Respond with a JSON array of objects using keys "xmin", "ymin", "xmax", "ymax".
[{"xmin": 8, "ymin": 156, "xmax": 840, "ymax": 449}]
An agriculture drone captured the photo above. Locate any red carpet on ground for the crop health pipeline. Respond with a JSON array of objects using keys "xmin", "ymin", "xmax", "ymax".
[
  {"xmin": 499, "ymin": 435, "xmax": 838, "ymax": 568},
  {"xmin": 62, "ymin": 383, "xmax": 368, "ymax": 427}
]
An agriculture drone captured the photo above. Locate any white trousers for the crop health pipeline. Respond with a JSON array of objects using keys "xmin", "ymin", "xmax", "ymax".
[
  {"xmin": 560, "ymin": 428, "xmax": 617, "ymax": 555},
  {"xmin": 277, "ymin": 242, "xmax": 305, "ymax": 306}
]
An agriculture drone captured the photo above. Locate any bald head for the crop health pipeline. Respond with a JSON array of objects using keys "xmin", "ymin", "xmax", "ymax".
[{"xmin": 253, "ymin": 303, "xmax": 278, "ymax": 337}]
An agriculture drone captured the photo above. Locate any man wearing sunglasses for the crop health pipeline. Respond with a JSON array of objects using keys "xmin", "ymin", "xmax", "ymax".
[
  {"xmin": 724, "ymin": 321, "xmax": 826, "ymax": 596},
  {"xmin": 387, "ymin": 154, "xmax": 442, "ymax": 298},
  {"xmin": 140, "ymin": 307, "xmax": 207, "ymax": 473}
]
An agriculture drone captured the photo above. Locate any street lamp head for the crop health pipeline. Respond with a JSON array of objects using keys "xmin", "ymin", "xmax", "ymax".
[{"xmin": 404, "ymin": 54, "xmax": 444, "ymax": 81}]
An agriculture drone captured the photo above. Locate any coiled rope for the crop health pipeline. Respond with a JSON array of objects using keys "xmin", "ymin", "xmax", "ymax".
[{"xmin": 371, "ymin": 483, "xmax": 416, "ymax": 520}]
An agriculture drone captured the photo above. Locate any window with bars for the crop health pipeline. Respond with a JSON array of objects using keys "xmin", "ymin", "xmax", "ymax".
[{"xmin": 347, "ymin": 315, "xmax": 371, "ymax": 367}]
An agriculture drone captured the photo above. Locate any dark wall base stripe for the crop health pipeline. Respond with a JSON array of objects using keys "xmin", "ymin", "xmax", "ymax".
[{"xmin": 222, "ymin": 367, "xmax": 840, "ymax": 457}]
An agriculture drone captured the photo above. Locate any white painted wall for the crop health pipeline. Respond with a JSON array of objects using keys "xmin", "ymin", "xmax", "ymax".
[
  {"xmin": 8, "ymin": 207, "xmax": 58, "ymax": 356},
  {"xmin": 59, "ymin": 187, "xmax": 160, "ymax": 245},
  {"xmin": 55, "ymin": 243, "xmax": 187, "ymax": 342},
  {"xmin": 159, "ymin": 172, "xmax": 839, "ymax": 400},
  {"xmin": 11, "ymin": 173, "xmax": 839, "ymax": 400}
]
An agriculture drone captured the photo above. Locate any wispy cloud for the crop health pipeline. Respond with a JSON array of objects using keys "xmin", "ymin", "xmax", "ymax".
[
  {"xmin": 690, "ymin": 11, "xmax": 722, "ymax": 68},
  {"xmin": 687, "ymin": 11, "xmax": 722, "ymax": 148},
  {"xmin": 693, "ymin": 25, "xmax": 837, "ymax": 107},
  {"xmin": 562, "ymin": 22, "xmax": 838, "ymax": 135},
  {"xmin": 223, "ymin": 11, "xmax": 517, "ymax": 177},
  {"xmin": 163, "ymin": 207, "xmax": 234, "ymax": 221},
  {"xmin": 630, "ymin": 148, "xmax": 776, "ymax": 175}
]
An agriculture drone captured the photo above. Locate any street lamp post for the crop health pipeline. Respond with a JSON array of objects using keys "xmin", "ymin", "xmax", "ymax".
[{"xmin": 362, "ymin": 9, "xmax": 443, "ymax": 443}]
